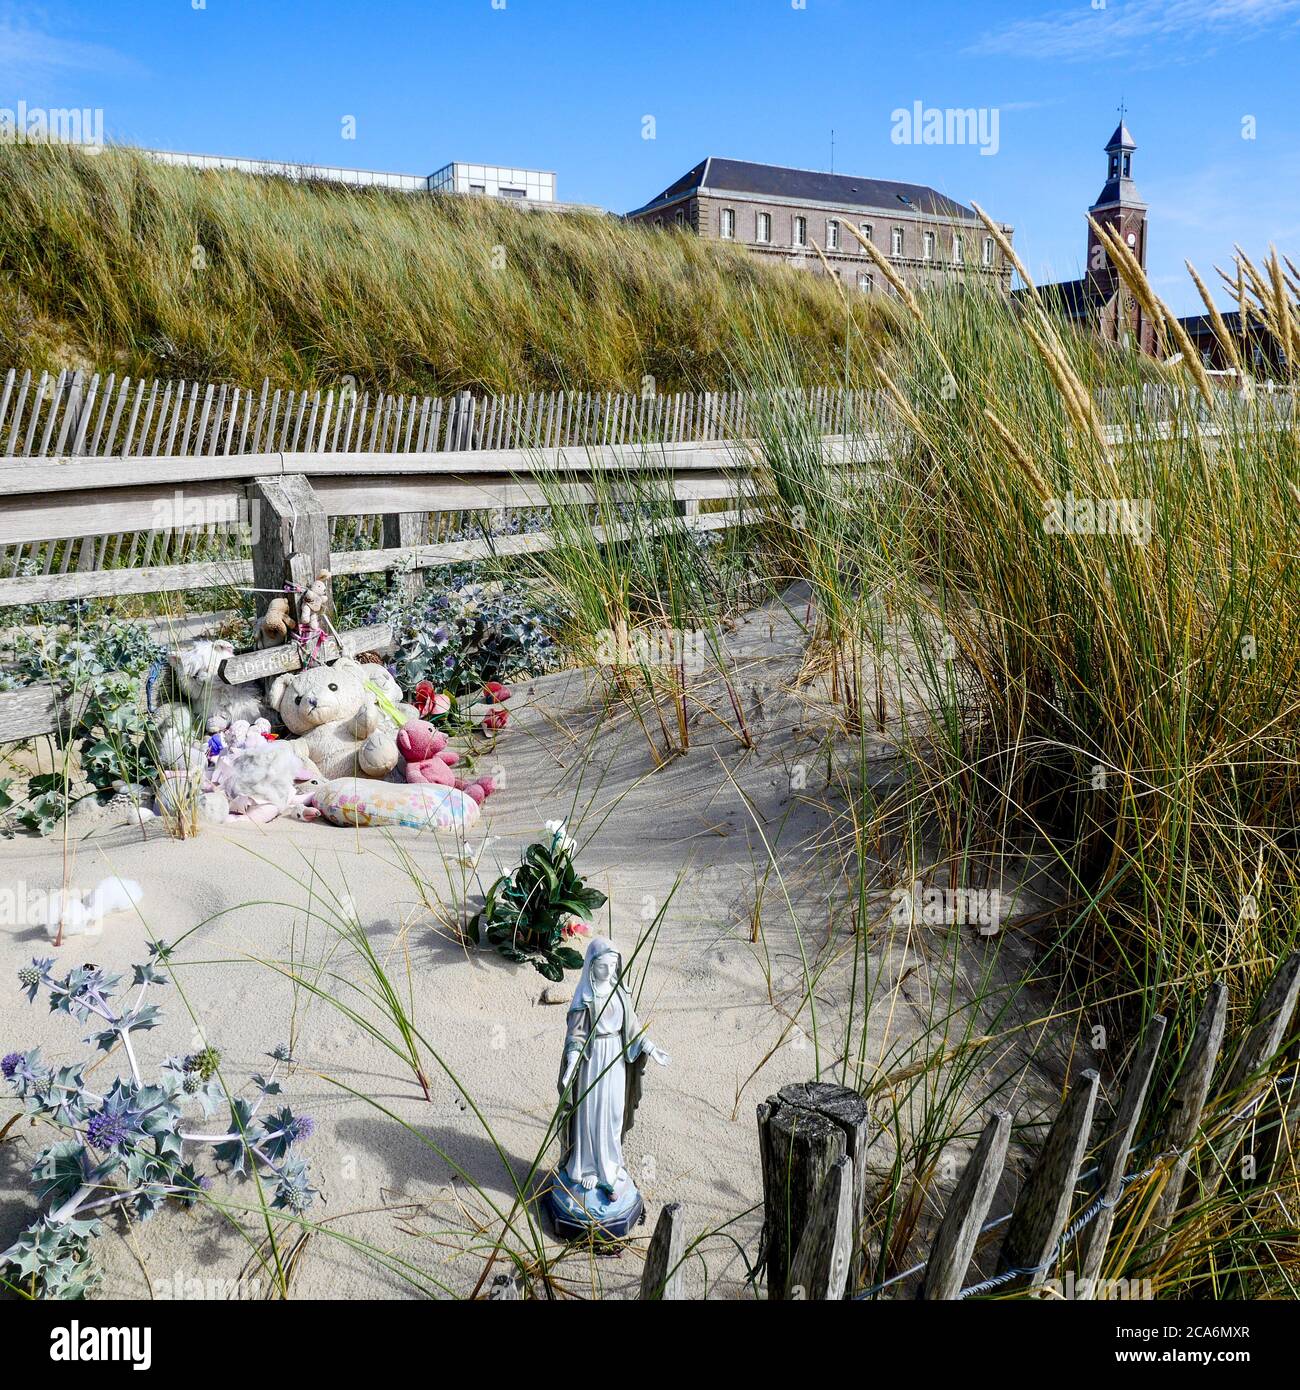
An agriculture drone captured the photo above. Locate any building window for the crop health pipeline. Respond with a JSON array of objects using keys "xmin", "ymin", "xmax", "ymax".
[
  {"xmin": 826, "ymin": 218, "xmax": 840, "ymax": 250},
  {"xmin": 858, "ymin": 273, "xmax": 873, "ymax": 294},
  {"xmin": 792, "ymin": 215, "xmax": 807, "ymax": 247},
  {"xmin": 953, "ymin": 234, "xmax": 964, "ymax": 264},
  {"xmin": 982, "ymin": 236, "xmax": 994, "ymax": 267},
  {"xmin": 755, "ymin": 211, "xmax": 771, "ymax": 243},
  {"xmin": 720, "ymin": 207, "xmax": 735, "ymax": 239},
  {"xmin": 923, "ymin": 231, "xmax": 935, "ymax": 261},
  {"xmin": 469, "ymin": 183, "xmax": 486, "ymax": 194},
  {"xmin": 675, "ymin": 208, "xmax": 685, "ymax": 227},
  {"xmin": 499, "ymin": 186, "xmax": 526, "ymax": 199},
  {"xmin": 860, "ymin": 223, "xmax": 873, "ymax": 244},
  {"xmin": 890, "ymin": 227, "xmax": 904, "ymax": 257},
  {"xmin": 1122, "ymin": 153, "xmax": 1131, "ymax": 177}
]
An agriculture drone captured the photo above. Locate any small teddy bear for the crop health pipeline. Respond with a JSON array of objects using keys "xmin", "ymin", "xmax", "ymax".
[
  {"xmin": 298, "ymin": 571, "xmax": 332, "ymax": 634},
  {"xmin": 257, "ymin": 596, "xmax": 293, "ymax": 649},
  {"xmin": 396, "ymin": 719, "xmax": 496, "ymax": 805}
]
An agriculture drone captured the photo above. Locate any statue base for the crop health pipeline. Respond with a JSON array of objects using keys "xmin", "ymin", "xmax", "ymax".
[{"xmin": 546, "ymin": 1165, "xmax": 645, "ymax": 1242}]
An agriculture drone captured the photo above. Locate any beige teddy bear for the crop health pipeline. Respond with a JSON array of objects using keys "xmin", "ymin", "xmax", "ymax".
[{"xmin": 268, "ymin": 657, "xmax": 414, "ymax": 780}]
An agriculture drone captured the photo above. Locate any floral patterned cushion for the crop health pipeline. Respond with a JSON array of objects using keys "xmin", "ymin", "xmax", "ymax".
[{"xmin": 311, "ymin": 778, "xmax": 480, "ymax": 832}]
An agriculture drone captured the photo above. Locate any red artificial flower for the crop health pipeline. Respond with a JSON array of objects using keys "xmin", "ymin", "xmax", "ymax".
[
  {"xmin": 413, "ymin": 681, "xmax": 451, "ymax": 717},
  {"xmin": 481, "ymin": 707, "xmax": 509, "ymax": 732},
  {"xmin": 483, "ymin": 681, "xmax": 512, "ymax": 704}
]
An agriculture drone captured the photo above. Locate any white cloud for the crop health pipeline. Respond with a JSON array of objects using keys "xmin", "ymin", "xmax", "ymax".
[
  {"xmin": 0, "ymin": 13, "xmax": 133, "ymax": 84},
  {"xmin": 971, "ymin": 0, "xmax": 1300, "ymax": 63}
]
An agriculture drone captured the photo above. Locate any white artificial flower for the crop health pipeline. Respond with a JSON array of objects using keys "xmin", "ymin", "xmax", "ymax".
[{"xmin": 543, "ymin": 820, "xmax": 577, "ymax": 856}]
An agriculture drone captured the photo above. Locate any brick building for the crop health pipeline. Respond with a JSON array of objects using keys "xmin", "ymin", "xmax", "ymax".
[
  {"xmin": 626, "ymin": 157, "xmax": 1014, "ymax": 294},
  {"xmin": 1033, "ymin": 121, "xmax": 1157, "ymax": 353}
]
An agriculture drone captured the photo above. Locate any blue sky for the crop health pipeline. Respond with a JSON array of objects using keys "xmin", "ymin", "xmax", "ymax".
[{"xmin": 3, "ymin": 0, "xmax": 1298, "ymax": 314}]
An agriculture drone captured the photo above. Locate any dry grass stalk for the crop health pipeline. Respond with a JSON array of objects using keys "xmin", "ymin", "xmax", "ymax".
[
  {"xmin": 971, "ymin": 201, "xmax": 1042, "ymax": 308},
  {"xmin": 982, "ymin": 407, "xmax": 1052, "ymax": 501},
  {"xmin": 843, "ymin": 219, "xmax": 923, "ymax": 321},
  {"xmin": 1185, "ymin": 259, "xmax": 1243, "ymax": 376}
]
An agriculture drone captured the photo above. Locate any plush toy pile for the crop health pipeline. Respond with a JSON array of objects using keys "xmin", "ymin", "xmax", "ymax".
[{"xmin": 131, "ymin": 632, "xmax": 512, "ymax": 833}]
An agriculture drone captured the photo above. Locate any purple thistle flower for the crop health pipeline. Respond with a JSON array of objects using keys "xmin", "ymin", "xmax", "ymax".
[
  {"xmin": 85, "ymin": 1108, "xmax": 131, "ymax": 1151},
  {"xmin": 1, "ymin": 1052, "xmax": 21, "ymax": 1080},
  {"xmin": 287, "ymin": 1114, "xmax": 315, "ymax": 1144}
]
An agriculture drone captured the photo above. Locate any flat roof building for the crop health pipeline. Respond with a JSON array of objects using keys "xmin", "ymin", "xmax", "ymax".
[
  {"xmin": 428, "ymin": 162, "xmax": 556, "ymax": 202},
  {"xmin": 137, "ymin": 148, "xmax": 561, "ymax": 203}
]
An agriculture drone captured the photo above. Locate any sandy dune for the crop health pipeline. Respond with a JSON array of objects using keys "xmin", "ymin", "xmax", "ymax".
[{"xmin": 0, "ymin": 596, "xmax": 1068, "ymax": 1298}]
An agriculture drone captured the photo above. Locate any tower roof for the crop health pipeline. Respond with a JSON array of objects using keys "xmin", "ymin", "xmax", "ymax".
[
  {"xmin": 1105, "ymin": 121, "xmax": 1137, "ymax": 152},
  {"xmin": 1093, "ymin": 117, "xmax": 1144, "ymax": 211}
]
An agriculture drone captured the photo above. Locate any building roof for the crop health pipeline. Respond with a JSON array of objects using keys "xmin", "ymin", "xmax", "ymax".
[
  {"xmin": 1015, "ymin": 277, "xmax": 1109, "ymax": 320},
  {"xmin": 1105, "ymin": 121, "xmax": 1137, "ymax": 152},
  {"xmin": 628, "ymin": 157, "xmax": 981, "ymax": 221}
]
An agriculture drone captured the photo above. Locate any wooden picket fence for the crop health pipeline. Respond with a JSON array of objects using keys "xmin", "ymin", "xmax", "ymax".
[
  {"xmin": 1, "ymin": 364, "xmax": 1291, "ymax": 589},
  {"xmin": 0, "ymin": 365, "xmax": 897, "ymax": 589},
  {"xmin": 746, "ymin": 952, "xmax": 1300, "ymax": 1300},
  {"xmin": 0, "ymin": 363, "xmax": 1292, "ymax": 745}
]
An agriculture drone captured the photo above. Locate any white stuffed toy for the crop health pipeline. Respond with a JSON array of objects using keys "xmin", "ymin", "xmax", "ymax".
[
  {"xmin": 268, "ymin": 658, "xmax": 415, "ymax": 780},
  {"xmin": 211, "ymin": 740, "xmax": 322, "ymax": 823},
  {"xmin": 154, "ymin": 639, "xmax": 270, "ymax": 735},
  {"xmin": 36, "ymin": 877, "xmax": 143, "ymax": 941}
]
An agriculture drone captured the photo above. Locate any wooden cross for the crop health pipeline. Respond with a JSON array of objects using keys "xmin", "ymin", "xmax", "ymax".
[{"xmin": 221, "ymin": 623, "xmax": 395, "ymax": 686}]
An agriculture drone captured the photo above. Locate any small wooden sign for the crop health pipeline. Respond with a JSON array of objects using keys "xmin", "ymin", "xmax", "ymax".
[{"xmin": 220, "ymin": 623, "xmax": 395, "ymax": 686}]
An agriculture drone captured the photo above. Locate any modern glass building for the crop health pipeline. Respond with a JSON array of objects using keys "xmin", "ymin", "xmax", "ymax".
[
  {"xmin": 139, "ymin": 149, "xmax": 558, "ymax": 203},
  {"xmin": 427, "ymin": 163, "xmax": 556, "ymax": 202}
]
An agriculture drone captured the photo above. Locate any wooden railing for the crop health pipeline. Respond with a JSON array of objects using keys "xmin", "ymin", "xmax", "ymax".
[
  {"xmin": 0, "ymin": 363, "xmax": 1292, "ymax": 617},
  {"xmin": 0, "ymin": 367, "xmax": 903, "ymax": 612},
  {"xmin": 0, "ymin": 367, "xmax": 902, "ymax": 606}
]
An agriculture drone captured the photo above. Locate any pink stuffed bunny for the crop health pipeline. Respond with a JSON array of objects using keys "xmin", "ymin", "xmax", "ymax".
[{"xmin": 396, "ymin": 719, "xmax": 495, "ymax": 805}]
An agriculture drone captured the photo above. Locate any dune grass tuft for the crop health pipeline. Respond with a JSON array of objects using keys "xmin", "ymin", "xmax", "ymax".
[{"xmin": 0, "ymin": 143, "xmax": 885, "ymax": 394}]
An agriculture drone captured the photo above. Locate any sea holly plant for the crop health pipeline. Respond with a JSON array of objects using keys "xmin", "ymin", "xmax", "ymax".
[
  {"xmin": 470, "ymin": 820, "xmax": 604, "ymax": 980},
  {"xmin": 1, "ymin": 950, "xmax": 317, "ymax": 1299}
]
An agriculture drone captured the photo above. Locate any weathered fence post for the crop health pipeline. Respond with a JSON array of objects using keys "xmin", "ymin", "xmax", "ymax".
[
  {"xmin": 789, "ymin": 1154, "xmax": 854, "ymax": 1299},
  {"xmin": 996, "ymin": 1069, "xmax": 1099, "ymax": 1293},
  {"xmin": 380, "ymin": 511, "xmax": 426, "ymax": 599},
  {"xmin": 757, "ymin": 1081, "xmax": 871, "ymax": 1300},
  {"xmin": 1151, "ymin": 982, "xmax": 1227, "ymax": 1242},
  {"xmin": 919, "ymin": 1109, "xmax": 1011, "ymax": 1300},
  {"xmin": 248, "ymin": 474, "xmax": 331, "ymax": 616},
  {"xmin": 1074, "ymin": 1015, "xmax": 1167, "ymax": 1294},
  {"xmin": 639, "ymin": 1201, "xmax": 686, "ymax": 1300},
  {"xmin": 1206, "ymin": 951, "xmax": 1300, "ymax": 1199}
]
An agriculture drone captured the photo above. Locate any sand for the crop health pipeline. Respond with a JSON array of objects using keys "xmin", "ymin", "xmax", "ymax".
[{"xmin": 0, "ymin": 594, "xmax": 1070, "ymax": 1299}]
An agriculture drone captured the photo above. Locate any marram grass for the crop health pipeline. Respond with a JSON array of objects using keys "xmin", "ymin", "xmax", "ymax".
[{"xmin": 0, "ymin": 142, "xmax": 885, "ymax": 394}]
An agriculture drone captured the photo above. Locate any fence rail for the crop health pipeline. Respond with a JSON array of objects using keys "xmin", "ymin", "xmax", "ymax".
[
  {"xmin": 0, "ymin": 365, "xmax": 1293, "ymax": 616},
  {"xmin": 0, "ymin": 367, "xmax": 908, "ymax": 598}
]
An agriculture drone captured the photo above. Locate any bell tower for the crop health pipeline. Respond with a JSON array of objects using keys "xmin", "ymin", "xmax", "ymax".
[{"xmin": 1086, "ymin": 111, "xmax": 1154, "ymax": 352}]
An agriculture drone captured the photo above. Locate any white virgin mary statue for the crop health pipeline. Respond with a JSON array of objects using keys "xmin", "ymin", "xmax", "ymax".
[{"xmin": 551, "ymin": 938, "xmax": 669, "ymax": 1236}]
